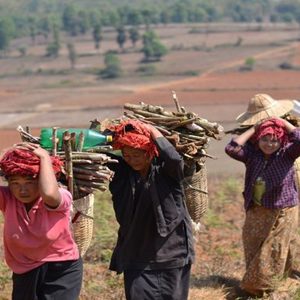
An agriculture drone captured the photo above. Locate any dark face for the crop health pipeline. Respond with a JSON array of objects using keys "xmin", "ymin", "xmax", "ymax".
[
  {"xmin": 122, "ymin": 146, "xmax": 152, "ymax": 177},
  {"xmin": 8, "ymin": 175, "xmax": 40, "ymax": 206}
]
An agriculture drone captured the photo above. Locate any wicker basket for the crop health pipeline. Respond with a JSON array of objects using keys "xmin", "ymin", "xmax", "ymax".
[
  {"xmin": 71, "ymin": 193, "xmax": 94, "ymax": 256},
  {"xmin": 294, "ymin": 157, "xmax": 300, "ymax": 199},
  {"xmin": 183, "ymin": 163, "xmax": 208, "ymax": 223}
]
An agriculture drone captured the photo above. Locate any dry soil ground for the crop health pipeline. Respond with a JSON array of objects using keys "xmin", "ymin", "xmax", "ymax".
[{"xmin": 1, "ymin": 22, "xmax": 300, "ymax": 299}]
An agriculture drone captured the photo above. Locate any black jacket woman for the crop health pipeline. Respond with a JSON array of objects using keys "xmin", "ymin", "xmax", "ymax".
[{"xmin": 107, "ymin": 120, "xmax": 194, "ymax": 300}]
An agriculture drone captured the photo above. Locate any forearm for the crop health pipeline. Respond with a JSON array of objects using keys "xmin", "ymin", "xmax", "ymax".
[
  {"xmin": 282, "ymin": 118, "xmax": 297, "ymax": 133},
  {"xmin": 232, "ymin": 126, "xmax": 255, "ymax": 145},
  {"xmin": 148, "ymin": 125, "xmax": 163, "ymax": 140},
  {"xmin": 155, "ymin": 137, "xmax": 184, "ymax": 179}
]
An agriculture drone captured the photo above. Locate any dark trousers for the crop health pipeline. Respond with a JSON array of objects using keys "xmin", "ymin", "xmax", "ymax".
[
  {"xmin": 124, "ymin": 264, "xmax": 191, "ymax": 300},
  {"xmin": 12, "ymin": 258, "xmax": 83, "ymax": 300}
]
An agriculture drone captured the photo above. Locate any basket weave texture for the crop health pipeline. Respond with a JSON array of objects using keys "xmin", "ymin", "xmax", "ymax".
[
  {"xmin": 183, "ymin": 163, "xmax": 208, "ymax": 223},
  {"xmin": 294, "ymin": 157, "xmax": 300, "ymax": 200},
  {"xmin": 71, "ymin": 193, "xmax": 94, "ymax": 256}
]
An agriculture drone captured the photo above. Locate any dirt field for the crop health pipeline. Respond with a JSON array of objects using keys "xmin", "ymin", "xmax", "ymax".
[
  {"xmin": 2, "ymin": 67, "xmax": 300, "ymax": 174},
  {"xmin": 1, "ymin": 22, "xmax": 300, "ymax": 300},
  {"xmin": 1, "ymin": 23, "xmax": 300, "ymax": 176}
]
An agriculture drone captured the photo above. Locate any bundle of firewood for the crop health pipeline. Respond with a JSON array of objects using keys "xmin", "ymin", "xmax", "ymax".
[
  {"xmin": 57, "ymin": 150, "xmax": 116, "ymax": 199},
  {"xmin": 109, "ymin": 93, "xmax": 224, "ymax": 162},
  {"xmin": 225, "ymin": 114, "xmax": 300, "ymax": 135},
  {"xmin": 17, "ymin": 126, "xmax": 116, "ymax": 200}
]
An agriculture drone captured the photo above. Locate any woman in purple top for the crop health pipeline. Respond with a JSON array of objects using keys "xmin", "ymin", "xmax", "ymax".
[{"xmin": 225, "ymin": 117, "xmax": 300, "ymax": 297}]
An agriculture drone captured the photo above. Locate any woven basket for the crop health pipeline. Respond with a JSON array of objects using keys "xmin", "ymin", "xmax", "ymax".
[
  {"xmin": 183, "ymin": 163, "xmax": 208, "ymax": 223},
  {"xmin": 294, "ymin": 157, "xmax": 300, "ymax": 199},
  {"xmin": 71, "ymin": 193, "xmax": 94, "ymax": 256}
]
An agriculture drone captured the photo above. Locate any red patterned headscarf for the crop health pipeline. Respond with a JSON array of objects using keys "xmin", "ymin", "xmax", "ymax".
[
  {"xmin": 0, "ymin": 148, "xmax": 63, "ymax": 178},
  {"xmin": 253, "ymin": 118, "xmax": 288, "ymax": 145},
  {"xmin": 111, "ymin": 120, "xmax": 159, "ymax": 159}
]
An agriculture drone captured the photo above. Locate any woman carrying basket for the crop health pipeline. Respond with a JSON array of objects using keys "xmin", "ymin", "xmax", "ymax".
[
  {"xmin": 107, "ymin": 120, "xmax": 194, "ymax": 300},
  {"xmin": 225, "ymin": 94, "xmax": 300, "ymax": 297},
  {"xmin": 0, "ymin": 142, "xmax": 82, "ymax": 300}
]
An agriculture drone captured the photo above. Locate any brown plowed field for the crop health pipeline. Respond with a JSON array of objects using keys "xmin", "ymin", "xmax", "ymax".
[
  {"xmin": 1, "ymin": 69, "xmax": 300, "ymax": 175},
  {"xmin": 0, "ymin": 23, "xmax": 300, "ymax": 173}
]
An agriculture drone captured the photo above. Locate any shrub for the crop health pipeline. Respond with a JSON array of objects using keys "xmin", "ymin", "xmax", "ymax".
[
  {"xmin": 100, "ymin": 51, "xmax": 122, "ymax": 79},
  {"xmin": 240, "ymin": 57, "xmax": 255, "ymax": 71},
  {"xmin": 136, "ymin": 64, "xmax": 156, "ymax": 76}
]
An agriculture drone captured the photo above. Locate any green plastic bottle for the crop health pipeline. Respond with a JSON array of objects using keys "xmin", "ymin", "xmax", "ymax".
[{"xmin": 40, "ymin": 128, "xmax": 113, "ymax": 150}]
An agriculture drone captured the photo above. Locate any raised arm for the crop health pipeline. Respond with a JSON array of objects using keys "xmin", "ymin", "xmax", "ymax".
[
  {"xmin": 20, "ymin": 143, "xmax": 61, "ymax": 208},
  {"xmin": 280, "ymin": 117, "xmax": 297, "ymax": 133},
  {"xmin": 232, "ymin": 126, "xmax": 255, "ymax": 146},
  {"xmin": 225, "ymin": 125, "xmax": 256, "ymax": 163},
  {"xmin": 145, "ymin": 124, "xmax": 184, "ymax": 180}
]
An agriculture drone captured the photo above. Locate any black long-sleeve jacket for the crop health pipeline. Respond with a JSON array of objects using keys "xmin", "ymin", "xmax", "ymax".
[{"xmin": 108, "ymin": 137, "xmax": 195, "ymax": 273}]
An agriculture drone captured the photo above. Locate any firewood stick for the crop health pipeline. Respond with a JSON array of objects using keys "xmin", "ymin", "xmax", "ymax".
[
  {"xmin": 74, "ymin": 179, "xmax": 106, "ymax": 189},
  {"xmin": 51, "ymin": 127, "xmax": 58, "ymax": 156},
  {"xmin": 78, "ymin": 186, "xmax": 95, "ymax": 194},
  {"xmin": 168, "ymin": 118, "xmax": 197, "ymax": 130},
  {"xmin": 70, "ymin": 132, "xmax": 76, "ymax": 151},
  {"xmin": 63, "ymin": 131, "xmax": 74, "ymax": 197},
  {"xmin": 77, "ymin": 131, "xmax": 85, "ymax": 152},
  {"xmin": 73, "ymin": 167, "xmax": 112, "ymax": 180},
  {"xmin": 172, "ymin": 91, "xmax": 183, "ymax": 113}
]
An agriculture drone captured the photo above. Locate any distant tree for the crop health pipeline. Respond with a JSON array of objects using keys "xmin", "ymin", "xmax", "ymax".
[
  {"xmin": 46, "ymin": 24, "xmax": 60, "ymax": 57},
  {"xmin": 235, "ymin": 36, "xmax": 243, "ymax": 47},
  {"xmin": 189, "ymin": 7, "xmax": 207, "ymax": 22},
  {"xmin": 128, "ymin": 10, "xmax": 143, "ymax": 26},
  {"xmin": 160, "ymin": 11, "xmax": 171, "ymax": 25},
  {"xmin": 103, "ymin": 10, "xmax": 119, "ymax": 27},
  {"xmin": 281, "ymin": 13, "xmax": 294, "ymax": 23},
  {"xmin": 0, "ymin": 17, "xmax": 15, "ymax": 54},
  {"xmin": 62, "ymin": 4, "xmax": 78, "ymax": 36},
  {"xmin": 170, "ymin": 3, "xmax": 188, "ymax": 23},
  {"xmin": 142, "ymin": 30, "xmax": 167, "ymax": 62},
  {"xmin": 89, "ymin": 10, "xmax": 102, "ymax": 27},
  {"xmin": 67, "ymin": 43, "xmax": 77, "ymax": 69},
  {"xmin": 101, "ymin": 51, "xmax": 122, "ymax": 79},
  {"xmin": 116, "ymin": 26, "xmax": 127, "ymax": 51},
  {"xmin": 129, "ymin": 26, "xmax": 140, "ymax": 47},
  {"xmin": 240, "ymin": 57, "xmax": 256, "ymax": 71},
  {"xmin": 78, "ymin": 10, "xmax": 89, "ymax": 34},
  {"xmin": 92, "ymin": 24, "xmax": 102, "ymax": 50},
  {"xmin": 28, "ymin": 16, "xmax": 37, "ymax": 44},
  {"xmin": 38, "ymin": 16, "xmax": 51, "ymax": 40},
  {"xmin": 118, "ymin": 6, "xmax": 130, "ymax": 25},
  {"xmin": 270, "ymin": 13, "xmax": 280, "ymax": 23},
  {"xmin": 18, "ymin": 46, "xmax": 27, "ymax": 57},
  {"xmin": 141, "ymin": 8, "xmax": 158, "ymax": 29}
]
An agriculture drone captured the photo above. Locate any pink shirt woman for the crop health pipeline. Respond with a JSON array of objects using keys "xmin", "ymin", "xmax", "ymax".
[{"xmin": 0, "ymin": 143, "xmax": 82, "ymax": 300}]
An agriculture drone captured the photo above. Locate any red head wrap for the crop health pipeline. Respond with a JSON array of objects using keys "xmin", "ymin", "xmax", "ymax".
[
  {"xmin": 253, "ymin": 118, "xmax": 288, "ymax": 145},
  {"xmin": 111, "ymin": 120, "xmax": 159, "ymax": 159},
  {"xmin": 0, "ymin": 148, "xmax": 63, "ymax": 178}
]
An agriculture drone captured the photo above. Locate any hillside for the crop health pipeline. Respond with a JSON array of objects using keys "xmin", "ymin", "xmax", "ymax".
[{"xmin": 0, "ymin": 21, "xmax": 300, "ymax": 299}]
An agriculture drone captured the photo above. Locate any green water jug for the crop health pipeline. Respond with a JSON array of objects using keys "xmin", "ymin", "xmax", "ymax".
[{"xmin": 40, "ymin": 128, "xmax": 113, "ymax": 150}]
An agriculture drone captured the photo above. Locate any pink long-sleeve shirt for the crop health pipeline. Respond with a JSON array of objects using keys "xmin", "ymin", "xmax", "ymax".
[{"xmin": 0, "ymin": 187, "xmax": 79, "ymax": 274}]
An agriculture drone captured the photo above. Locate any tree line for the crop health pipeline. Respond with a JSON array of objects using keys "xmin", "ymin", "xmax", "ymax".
[
  {"xmin": 1, "ymin": 0, "xmax": 300, "ymax": 78},
  {"xmin": 1, "ymin": 0, "xmax": 300, "ymax": 41}
]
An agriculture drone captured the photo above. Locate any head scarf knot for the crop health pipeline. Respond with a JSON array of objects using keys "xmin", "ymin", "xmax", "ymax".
[
  {"xmin": 253, "ymin": 118, "xmax": 288, "ymax": 145},
  {"xmin": 111, "ymin": 120, "xmax": 159, "ymax": 159},
  {"xmin": 0, "ymin": 148, "xmax": 63, "ymax": 177}
]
